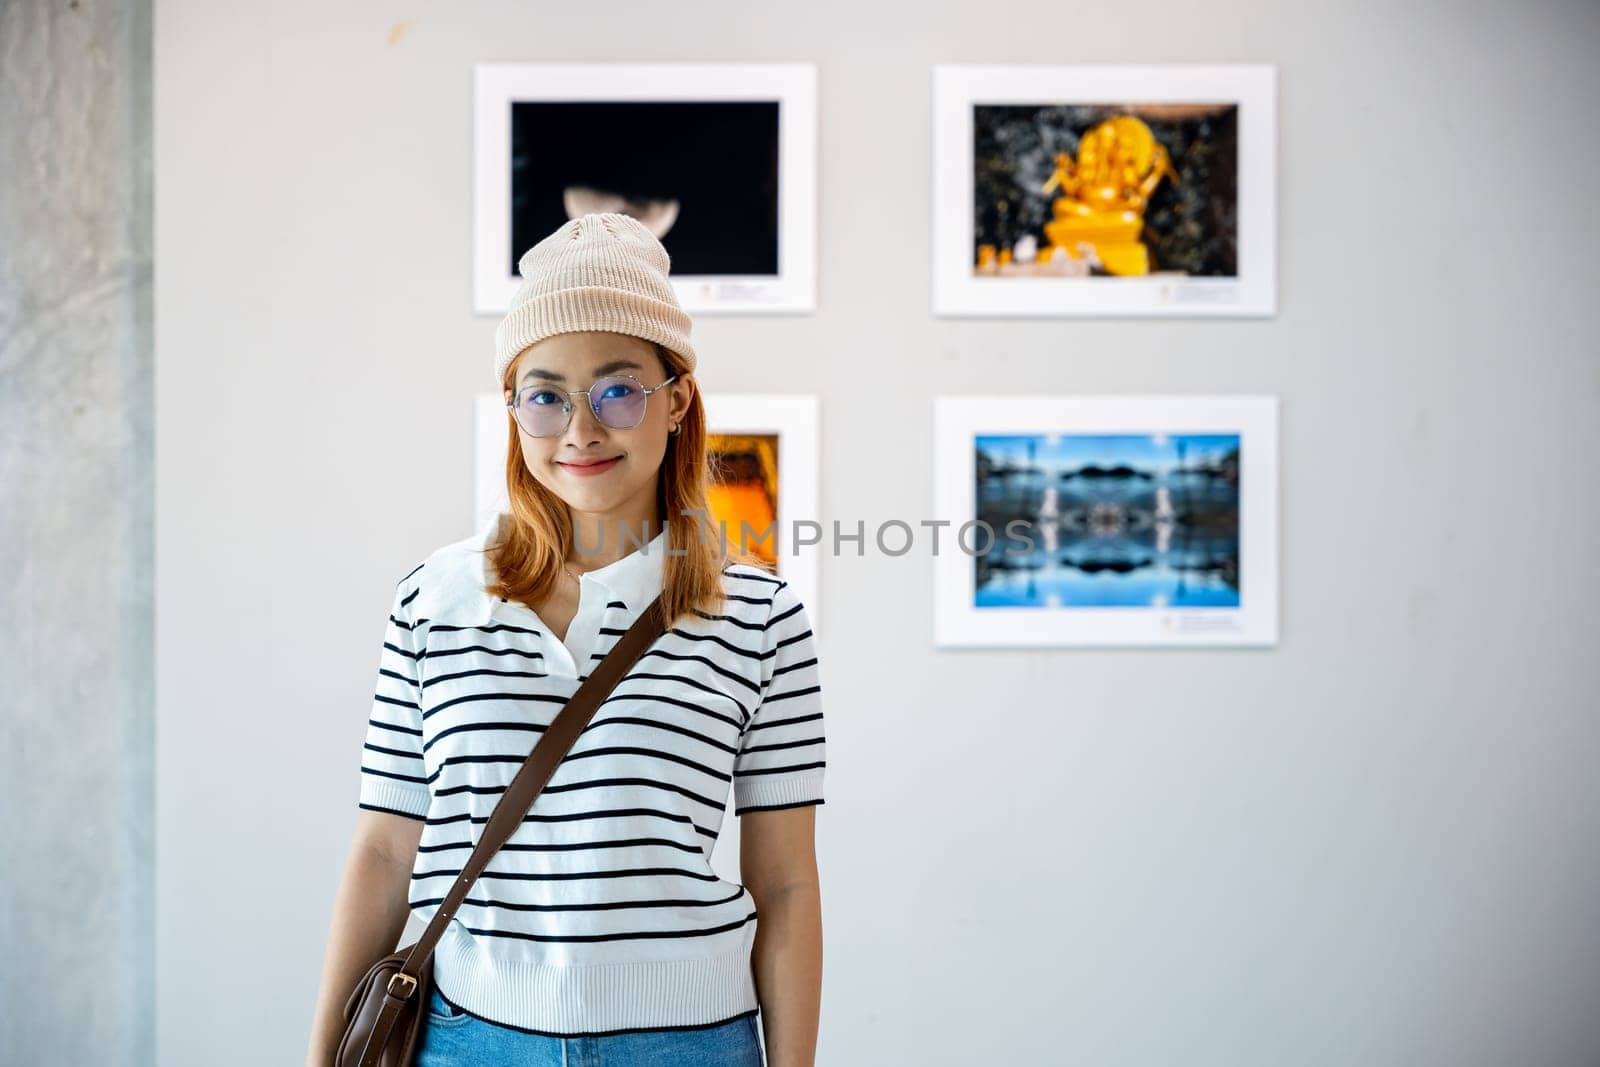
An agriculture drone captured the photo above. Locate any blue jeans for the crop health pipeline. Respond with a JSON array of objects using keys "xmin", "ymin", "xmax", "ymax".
[{"xmin": 415, "ymin": 985, "xmax": 765, "ymax": 1066}]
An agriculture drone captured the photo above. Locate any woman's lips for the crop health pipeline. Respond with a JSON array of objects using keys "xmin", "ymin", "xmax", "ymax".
[{"xmin": 558, "ymin": 456, "xmax": 622, "ymax": 477}]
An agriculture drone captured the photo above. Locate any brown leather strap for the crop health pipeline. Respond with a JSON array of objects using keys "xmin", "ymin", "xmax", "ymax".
[
  {"xmin": 356, "ymin": 988, "xmax": 409, "ymax": 1067},
  {"xmin": 388, "ymin": 594, "xmax": 667, "ymax": 989}
]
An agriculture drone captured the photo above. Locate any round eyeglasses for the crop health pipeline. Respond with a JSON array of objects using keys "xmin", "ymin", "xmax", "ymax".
[{"xmin": 507, "ymin": 374, "xmax": 679, "ymax": 438}]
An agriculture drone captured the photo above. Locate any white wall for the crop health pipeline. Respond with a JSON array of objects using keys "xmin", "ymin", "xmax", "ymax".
[{"xmin": 154, "ymin": 1, "xmax": 1600, "ymax": 1064}]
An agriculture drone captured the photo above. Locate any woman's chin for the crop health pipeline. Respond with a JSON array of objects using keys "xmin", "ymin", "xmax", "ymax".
[{"xmin": 552, "ymin": 480, "xmax": 634, "ymax": 511}]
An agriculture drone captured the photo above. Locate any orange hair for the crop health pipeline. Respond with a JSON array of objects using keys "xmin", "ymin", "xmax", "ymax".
[{"xmin": 483, "ymin": 341, "xmax": 764, "ymax": 627}]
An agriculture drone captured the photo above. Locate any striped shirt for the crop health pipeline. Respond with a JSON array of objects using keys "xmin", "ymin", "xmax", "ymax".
[{"xmin": 356, "ymin": 515, "xmax": 826, "ymax": 1036}]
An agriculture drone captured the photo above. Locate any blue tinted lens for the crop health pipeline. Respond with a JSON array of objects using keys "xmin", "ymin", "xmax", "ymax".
[{"xmin": 591, "ymin": 377, "xmax": 647, "ymax": 429}]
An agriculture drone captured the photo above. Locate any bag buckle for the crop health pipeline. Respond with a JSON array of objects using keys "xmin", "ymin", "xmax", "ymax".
[{"xmin": 386, "ymin": 971, "xmax": 418, "ymax": 999}]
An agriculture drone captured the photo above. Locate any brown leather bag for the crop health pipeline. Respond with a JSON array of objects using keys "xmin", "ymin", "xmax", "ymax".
[{"xmin": 335, "ymin": 595, "xmax": 669, "ymax": 1066}]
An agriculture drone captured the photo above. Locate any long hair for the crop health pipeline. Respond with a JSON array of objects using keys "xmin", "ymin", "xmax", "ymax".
[{"xmin": 482, "ymin": 341, "xmax": 763, "ymax": 627}]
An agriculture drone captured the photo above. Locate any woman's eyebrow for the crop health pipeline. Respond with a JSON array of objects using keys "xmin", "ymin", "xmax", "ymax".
[{"xmin": 519, "ymin": 358, "xmax": 645, "ymax": 386}]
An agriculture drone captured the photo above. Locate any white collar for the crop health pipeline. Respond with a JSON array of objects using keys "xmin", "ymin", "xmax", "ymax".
[
  {"xmin": 412, "ymin": 513, "xmax": 666, "ymax": 627},
  {"xmin": 571, "ymin": 525, "xmax": 668, "ymax": 611}
]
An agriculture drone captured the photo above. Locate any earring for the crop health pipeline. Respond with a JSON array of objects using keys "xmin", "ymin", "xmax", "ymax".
[{"xmin": 669, "ymin": 422, "xmax": 680, "ymax": 435}]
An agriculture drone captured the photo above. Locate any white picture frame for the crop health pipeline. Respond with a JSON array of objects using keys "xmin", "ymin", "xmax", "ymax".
[
  {"xmin": 473, "ymin": 392, "xmax": 512, "ymax": 536},
  {"xmin": 933, "ymin": 64, "xmax": 1278, "ymax": 318},
  {"xmin": 474, "ymin": 62, "xmax": 818, "ymax": 316},
  {"xmin": 933, "ymin": 394, "xmax": 1279, "ymax": 647}
]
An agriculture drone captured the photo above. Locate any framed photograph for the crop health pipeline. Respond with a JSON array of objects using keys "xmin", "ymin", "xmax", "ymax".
[
  {"xmin": 473, "ymin": 391, "xmax": 822, "ymax": 633},
  {"xmin": 474, "ymin": 62, "xmax": 818, "ymax": 315},
  {"xmin": 700, "ymin": 392, "xmax": 821, "ymax": 629},
  {"xmin": 933, "ymin": 395, "xmax": 1279, "ymax": 647},
  {"xmin": 933, "ymin": 64, "xmax": 1277, "ymax": 317}
]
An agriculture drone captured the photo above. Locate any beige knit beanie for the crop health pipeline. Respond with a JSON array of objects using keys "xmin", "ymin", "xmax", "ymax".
[{"xmin": 493, "ymin": 212, "xmax": 697, "ymax": 388}]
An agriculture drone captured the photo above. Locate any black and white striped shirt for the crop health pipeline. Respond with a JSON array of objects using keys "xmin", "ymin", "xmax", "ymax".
[{"xmin": 356, "ymin": 516, "xmax": 826, "ymax": 1035}]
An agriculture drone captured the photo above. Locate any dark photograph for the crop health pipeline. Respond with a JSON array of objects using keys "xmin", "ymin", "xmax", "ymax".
[{"xmin": 510, "ymin": 100, "xmax": 781, "ymax": 277}]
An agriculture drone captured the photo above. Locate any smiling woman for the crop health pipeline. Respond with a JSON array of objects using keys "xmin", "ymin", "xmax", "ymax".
[
  {"xmin": 307, "ymin": 213, "xmax": 825, "ymax": 1067},
  {"xmin": 492, "ymin": 328, "xmax": 702, "ymax": 655}
]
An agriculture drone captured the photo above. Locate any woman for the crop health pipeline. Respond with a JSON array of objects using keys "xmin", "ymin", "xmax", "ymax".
[{"xmin": 306, "ymin": 213, "xmax": 825, "ymax": 1066}]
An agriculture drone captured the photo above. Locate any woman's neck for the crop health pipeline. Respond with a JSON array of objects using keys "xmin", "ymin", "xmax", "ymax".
[{"xmin": 566, "ymin": 513, "xmax": 663, "ymax": 571}]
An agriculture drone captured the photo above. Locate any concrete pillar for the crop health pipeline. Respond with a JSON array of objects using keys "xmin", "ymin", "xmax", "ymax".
[{"xmin": 0, "ymin": 1, "xmax": 154, "ymax": 1063}]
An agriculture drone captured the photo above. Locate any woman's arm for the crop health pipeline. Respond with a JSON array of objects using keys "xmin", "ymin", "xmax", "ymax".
[
  {"xmin": 304, "ymin": 811, "xmax": 424, "ymax": 1066},
  {"xmin": 742, "ymin": 804, "xmax": 823, "ymax": 1067}
]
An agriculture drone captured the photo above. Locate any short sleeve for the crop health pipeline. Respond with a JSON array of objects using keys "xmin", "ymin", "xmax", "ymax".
[
  {"xmin": 356, "ymin": 575, "xmax": 431, "ymax": 821},
  {"xmin": 733, "ymin": 580, "xmax": 826, "ymax": 815}
]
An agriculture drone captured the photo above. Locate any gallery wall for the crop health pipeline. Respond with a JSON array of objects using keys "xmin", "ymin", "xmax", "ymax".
[{"xmin": 153, "ymin": 1, "xmax": 1600, "ymax": 1064}]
